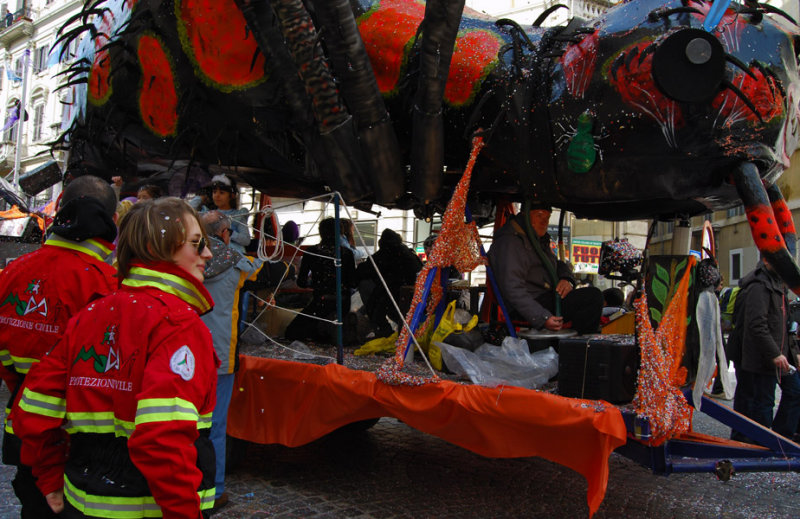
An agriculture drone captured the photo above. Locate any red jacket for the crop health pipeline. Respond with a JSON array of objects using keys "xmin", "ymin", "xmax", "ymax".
[
  {"xmin": 14, "ymin": 261, "xmax": 218, "ymax": 519},
  {"xmin": 0, "ymin": 235, "xmax": 117, "ymax": 429}
]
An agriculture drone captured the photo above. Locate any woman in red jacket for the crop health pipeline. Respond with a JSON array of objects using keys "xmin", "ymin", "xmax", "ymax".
[{"xmin": 14, "ymin": 197, "xmax": 218, "ymax": 519}]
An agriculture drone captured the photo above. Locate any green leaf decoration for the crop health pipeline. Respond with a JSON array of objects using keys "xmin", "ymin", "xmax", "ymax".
[
  {"xmin": 650, "ymin": 307, "xmax": 662, "ymax": 322},
  {"xmin": 656, "ymin": 263, "xmax": 670, "ymax": 284},
  {"xmin": 652, "ymin": 278, "xmax": 668, "ymax": 305},
  {"xmin": 686, "ymin": 315, "xmax": 692, "ymax": 326},
  {"xmin": 676, "ymin": 258, "xmax": 687, "ymax": 275}
]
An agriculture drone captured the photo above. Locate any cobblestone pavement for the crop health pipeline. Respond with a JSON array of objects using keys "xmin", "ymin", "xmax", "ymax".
[{"xmin": 1, "ymin": 385, "xmax": 798, "ymax": 518}]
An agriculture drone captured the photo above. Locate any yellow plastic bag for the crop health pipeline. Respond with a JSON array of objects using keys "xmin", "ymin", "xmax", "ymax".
[
  {"xmin": 354, "ymin": 332, "xmax": 398, "ymax": 356},
  {"xmin": 423, "ymin": 300, "xmax": 479, "ymax": 370}
]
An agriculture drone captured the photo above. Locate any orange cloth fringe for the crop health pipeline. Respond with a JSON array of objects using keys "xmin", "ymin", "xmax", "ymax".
[{"xmin": 228, "ymin": 355, "xmax": 627, "ymax": 516}]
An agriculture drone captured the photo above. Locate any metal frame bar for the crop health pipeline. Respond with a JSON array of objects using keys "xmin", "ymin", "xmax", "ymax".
[{"xmin": 617, "ymin": 391, "xmax": 800, "ymax": 476}]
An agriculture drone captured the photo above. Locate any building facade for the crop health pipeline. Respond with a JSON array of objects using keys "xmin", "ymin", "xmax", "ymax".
[{"xmin": 0, "ymin": 0, "xmax": 81, "ymax": 206}]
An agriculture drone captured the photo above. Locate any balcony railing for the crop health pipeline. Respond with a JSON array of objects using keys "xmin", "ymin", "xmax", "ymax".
[
  {"xmin": 0, "ymin": 8, "xmax": 34, "ymax": 45},
  {"xmin": 2, "ymin": 7, "xmax": 33, "ymax": 29}
]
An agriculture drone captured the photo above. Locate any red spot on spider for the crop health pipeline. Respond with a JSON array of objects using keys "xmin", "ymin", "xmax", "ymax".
[
  {"xmin": 358, "ymin": 0, "xmax": 425, "ymax": 95},
  {"xmin": 88, "ymin": 11, "xmax": 115, "ymax": 105},
  {"xmin": 712, "ymin": 66, "xmax": 784, "ymax": 125},
  {"xmin": 138, "ymin": 35, "xmax": 178, "ymax": 137},
  {"xmin": 177, "ymin": 0, "xmax": 265, "ymax": 90},
  {"xmin": 88, "ymin": 49, "xmax": 111, "ymax": 105},
  {"xmin": 445, "ymin": 30, "xmax": 503, "ymax": 106},
  {"xmin": 608, "ymin": 42, "xmax": 684, "ymax": 131}
]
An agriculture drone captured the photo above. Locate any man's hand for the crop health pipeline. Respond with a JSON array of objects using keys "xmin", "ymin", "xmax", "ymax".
[
  {"xmin": 110, "ymin": 176, "xmax": 123, "ymax": 187},
  {"xmin": 544, "ymin": 315, "xmax": 564, "ymax": 331},
  {"xmin": 773, "ymin": 354, "xmax": 791, "ymax": 373},
  {"xmin": 45, "ymin": 490, "xmax": 64, "ymax": 513},
  {"xmin": 556, "ymin": 279, "xmax": 573, "ymax": 299}
]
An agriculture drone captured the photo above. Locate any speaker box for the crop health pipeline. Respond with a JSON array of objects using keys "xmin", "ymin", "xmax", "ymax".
[
  {"xmin": 557, "ymin": 334, "xmax": 639, "ymax": 404},
  {"xmin": 18, "ymin": 161, "xmax": 62, "ymax": 196}
]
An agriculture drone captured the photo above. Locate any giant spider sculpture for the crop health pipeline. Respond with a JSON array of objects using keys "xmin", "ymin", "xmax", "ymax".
[{"xmin": 53, "ymin": 0, "xmax": 800, "ymax": 290}]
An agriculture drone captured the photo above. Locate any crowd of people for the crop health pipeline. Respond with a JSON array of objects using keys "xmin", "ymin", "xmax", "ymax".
[
  {"xmin": 2, "ymin": 173, "xmax": 800, "ymax": 518},
  {"xmin": 0, "ymin": 173, "xmax": 436, "ymax": 517}
]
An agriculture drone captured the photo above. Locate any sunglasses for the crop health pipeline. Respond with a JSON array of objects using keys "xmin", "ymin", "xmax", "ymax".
[{"xmin": 187, "ymin": 236, "xmax": 207, "ymax": 255}]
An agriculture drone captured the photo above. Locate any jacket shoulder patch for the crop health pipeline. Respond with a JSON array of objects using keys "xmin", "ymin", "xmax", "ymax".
[{"xmin": 170, "ymin": 345, "xmax": 195, "ymax": 381}]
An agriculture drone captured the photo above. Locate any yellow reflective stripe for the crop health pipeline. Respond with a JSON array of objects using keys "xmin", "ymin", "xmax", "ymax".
[
  {"xmin": 5, "ymin": 416, "xmax": 13, "ymax": 435},
  {"xmin": 45, "ymin": 236, "xmax": 112, "ymax": 263},
  {"xmin": 229, "ymin": 270, "xmax": 253, "ymax": 367},
  {"xmin": 0, "ymin": 348, "xmax": 13, "ymax": 367},
  {"xmin": 64, "ymin": 411, "xmax": 135, "ymax": 438},
  {"xmin": 9, "ymin": 354, "xmax": 38, "ymax": 374},
  {"xmin": 123, "ymin": 267, "xmax": 211, "ymax": 313},
  {"xmin": 199, "ymin": 487, "xmax": 216, "ymax": 509},
  {"xmin": 18, "ymin": 387, "xmax": 66, "ymax": 419},
  {"xmin": 135, "ymin": 397, "xmax": 199, "ymax": 426},
  {"xmin": 198, "ymin": 412, "xmax": 212, "ymax": 429},
  {"xmin": 64, "ymin": 475, "xmax": 215, "ymax": 518}
]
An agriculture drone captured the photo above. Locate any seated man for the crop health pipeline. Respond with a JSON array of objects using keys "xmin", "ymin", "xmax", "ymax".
[
  {"xmin": 487, "ymin": 202, "xmax": 602, "ymax": 334},
  {"xmin": 356, "ymin": 228, "xmax": 422, "ymax": 338}
]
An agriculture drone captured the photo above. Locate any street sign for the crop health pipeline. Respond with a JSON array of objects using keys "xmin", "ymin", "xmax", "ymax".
[{"xmin": 571, "ymin": 239, "xmax": 602, "ymax": 274}]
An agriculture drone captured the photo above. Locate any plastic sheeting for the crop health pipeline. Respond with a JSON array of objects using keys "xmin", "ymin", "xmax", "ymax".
[
  {"xmin": 437, "ymin": 337, "xmax": 559, "ymax": 389},
  {"xmin": 228, "ymin": 355, "xmax": 627, "ymax": 516}
]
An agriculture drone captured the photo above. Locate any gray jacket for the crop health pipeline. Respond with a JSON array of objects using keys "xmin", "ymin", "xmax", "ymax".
[
  {"xmin": 487, "ymin": 214, "xmax": 574, "ymax": 328},
  {"xmin": 201, "ymin": 237, "xmax": 263, "ymax": 374}
]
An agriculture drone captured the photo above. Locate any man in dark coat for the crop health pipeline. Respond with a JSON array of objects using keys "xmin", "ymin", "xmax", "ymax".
[
  {"xmin": 487, "ymin": 203, "xmax": 602, "ymax": 334},
  {"xmin": 285, "ymin": 217, "xmax": 356, "ymax": 344},
  {"xmin": 357, "ymin": 228, "xmax": 423, "ymax": 338},
  {"xmin": 728, "ymin": 259, "xmax": 800, "ymax": 441}
]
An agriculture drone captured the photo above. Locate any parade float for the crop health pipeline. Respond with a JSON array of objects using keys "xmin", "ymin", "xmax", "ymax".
[{"xmin": 46, "ymin": 0, "xmax": 800, "ymax": 514}]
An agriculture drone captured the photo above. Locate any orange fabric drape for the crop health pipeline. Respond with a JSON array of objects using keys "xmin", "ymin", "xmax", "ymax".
[
  {"xmin": 228, "ymin": 355, "xmax": 627, "ymax": 516},
  {"xmin": 633, "ymin": 256, "xmax": 697, "ymax": 445},
  {"xmin": 0, "ymin": 205, "xmax": 45, "ymax": 231}
]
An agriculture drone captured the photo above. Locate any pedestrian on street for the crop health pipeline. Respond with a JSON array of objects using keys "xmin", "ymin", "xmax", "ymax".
[
  {"xmin": 728, "ymin": 259, "xmax": 800, "ymax": 442},
  {"xmin": 200, "ymin": 210, "xmax": 264, "ymax": 511},
  {"xmin": 14, "ymin": 197, "xmax": 218, "ymax": 518},
  {"xmin": 0, "ymin": 175, "xmax": 119, "ymax": 518}
]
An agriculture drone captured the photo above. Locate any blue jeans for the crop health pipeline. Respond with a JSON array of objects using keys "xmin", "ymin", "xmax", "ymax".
[
  {"xmin": 210, "ymin": 373, "xmax": 235, "ymax": 497},
  {"xmin": 774, "ymin": 371, "xmax": 800, "ymax": 438}
]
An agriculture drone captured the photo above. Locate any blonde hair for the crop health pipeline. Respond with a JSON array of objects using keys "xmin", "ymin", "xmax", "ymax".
[
  {"xmin": 116, "ymin": 197, "xmax": 206, "ymax": 279},
  {"xmin": 115, "ymin": 199, "xmax": 134, "ymax": 222}
]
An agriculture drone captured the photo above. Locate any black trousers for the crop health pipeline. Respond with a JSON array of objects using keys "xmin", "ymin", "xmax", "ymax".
[
  {"xmin": 3, "ymin": 389, "xmax": 59, "ymax": 519},
  {"xmin": 285, "ymin": 294, "xmax": 351, "ymax": 343},
  {"xmin": 12, "ymin": 463, "xmax": 58, "ymax": 518},
  {"xmin": 534, "ymin": 286, "xmax": 603, "ymax": 335}
]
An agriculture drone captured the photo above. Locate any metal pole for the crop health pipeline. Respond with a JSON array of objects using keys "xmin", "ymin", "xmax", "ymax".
[
  {"xmin": 334, "ymin": 195, "xmax": 343, "ymax": 364},
  {"xmin": 12, "ymin": 48, "xmax": 30, "ymax": 187}
]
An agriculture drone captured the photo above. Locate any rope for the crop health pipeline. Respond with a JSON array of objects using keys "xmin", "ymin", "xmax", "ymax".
[
  {"xmin": 240, "ymin": 320, "xmax": 337, "ymax": 363},
  {"xmin": 336, "ymin": 200, "xmax": 439, "ymax": 379}
]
